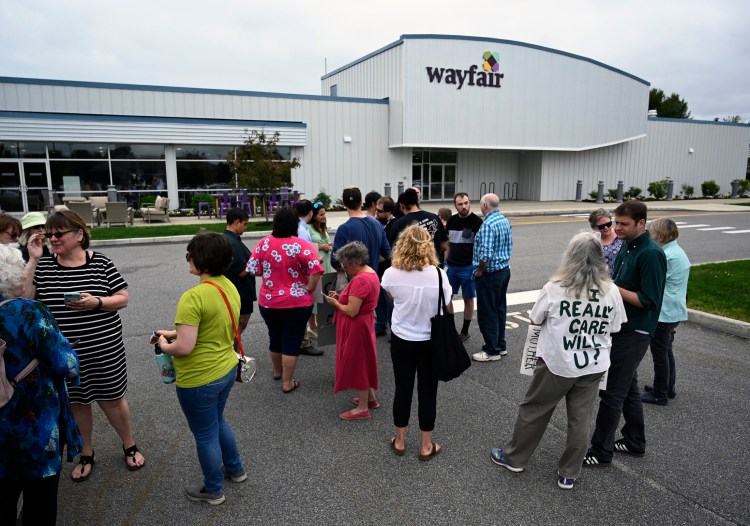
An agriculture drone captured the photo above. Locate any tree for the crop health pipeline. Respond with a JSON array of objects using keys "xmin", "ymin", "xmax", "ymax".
[
  {"xmin": 226, "ymin": 130, "xmax": 301, "ymax": 221},
  {"xmin": 722, "ymin": 115, "xmax": 745, "ymax": 123},
  {"xmin": 649, "ymin": 88, "xmax": 691, "ymax": 119}
]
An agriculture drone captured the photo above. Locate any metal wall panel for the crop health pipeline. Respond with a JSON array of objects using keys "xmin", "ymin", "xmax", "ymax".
[
  {"xmin": 517, "ymin": 151, "xmax": 543, "ymax": 200},
  {"xmin": 400, "ymin": 37, "xmax": 648, "ymax": 150},
  {"xmin": 321, "ymin": 43, "xmax": 403, "ymax": 101},
  {"xmin": 456, "ymin": 150, "xmax": 519, "ymax": 200},
  {"xmin": 539, "ymin": 119, "xmax": 750, "ymax": 200}
]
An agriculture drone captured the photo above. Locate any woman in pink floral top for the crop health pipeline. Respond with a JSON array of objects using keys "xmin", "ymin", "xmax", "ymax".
[{"xmin": 247, "ymin": 208, "xmax": 324, "ymax": 393}]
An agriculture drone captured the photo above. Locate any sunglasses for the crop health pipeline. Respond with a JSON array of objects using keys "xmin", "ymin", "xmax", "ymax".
[
  {"xmin": 3, "ymin": 230, "xmax": 20, "ymax": 240},
  {"xmin": 44, "ymin": 230, "xmax": 77, "ymax": 239},
  {"xmin": 595, "ymin": 221, "xmax": 613, "ymax": 230},
  {"xmin": 313, "ymin": 202, "xmax": 324, "ymax": 209}
]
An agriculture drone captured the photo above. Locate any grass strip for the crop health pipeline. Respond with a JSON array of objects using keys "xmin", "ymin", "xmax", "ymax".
[
  {"xmin": 90, "ymin": 221, "xmax": 272, "ymax": 240},
  {"xmin": 688, "ymin": 260, "xmax": 750, "ymax": 322}
]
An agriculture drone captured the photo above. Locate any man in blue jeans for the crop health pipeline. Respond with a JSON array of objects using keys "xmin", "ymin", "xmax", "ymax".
[{"xmin": 471, "ymin": 193, "xmax": 512, "ymax": 362}]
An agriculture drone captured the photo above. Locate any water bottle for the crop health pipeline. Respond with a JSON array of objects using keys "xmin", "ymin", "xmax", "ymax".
[{"xmin": 153, "ymin": 331, "xmax": 175, "ymax": 384}]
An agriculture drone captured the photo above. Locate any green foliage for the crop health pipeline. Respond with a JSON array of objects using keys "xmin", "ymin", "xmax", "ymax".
[
  {"xmin": 312, "ymin": 189, "xmax": 332, "ymax": 208},
  {"xmin": 738, "ymin": 179, "xmax": 750, "ymax": 196},
  {"xmin": 227, "ymin": 130, "xmax": 301, "ymax": 219},
  {"xmin": 624, "ymin": 186, "xmax": 642, "ymax": 200},
  {"xmin": 701, "ymin": 180, "xmax": 720, "ymax": 198},
  {"xmin": 722, "ymin": 115, "xmax": 744, "ymax": 123},
  {"xmin": 649, "ymin": 88, "xmax": 691, "ymax": 119},
  {"xmin": 139, "ymin": 195, "xmax": 157, "ymax": 207},
  {"xmin": 190, "ymin": 193, "xmax": 213, "ymax": 211},
  {"xmin": 606, "ymin": 188, "xmax": 619, "ymax": 200},
  {"xmin": 588, "ymin": 190, "xmax": 599, "ymax": 200},
  {"xmin": 681, "ymin": 184, "xmax": 695, "ymax": 198},
  {"xmin": 647, "ymin": 179, "xmax": 669, "ymax": 200},
  {"xmin": 688, "ymin": 261, "xmax": 750, "ymax": 322}
]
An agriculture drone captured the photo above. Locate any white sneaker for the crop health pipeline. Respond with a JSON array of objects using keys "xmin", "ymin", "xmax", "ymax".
[{"xmin": 472, "ymin": 351, "xmax": 502, "ymax": 362}]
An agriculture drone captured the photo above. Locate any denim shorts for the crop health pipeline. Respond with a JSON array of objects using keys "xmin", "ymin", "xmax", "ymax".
[{"xmin": 446, "ymin": 264, "xmax": 476, "ymax": 298}]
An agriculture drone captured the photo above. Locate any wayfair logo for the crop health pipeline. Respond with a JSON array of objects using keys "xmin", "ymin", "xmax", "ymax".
[{"xmin": 425, "ymin": 51, "xmax": 505, "ymax": 89}]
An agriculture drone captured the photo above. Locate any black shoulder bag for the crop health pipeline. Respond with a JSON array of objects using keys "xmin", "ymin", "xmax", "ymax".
[{"xmin": 430, "ymin": 268, "xmax": 471, "ymax": 382}]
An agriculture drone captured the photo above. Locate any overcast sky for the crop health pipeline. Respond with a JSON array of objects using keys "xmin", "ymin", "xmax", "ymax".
[{"xmin": 2, "ymin": 0, "xmax": 748, "ymax": 121}]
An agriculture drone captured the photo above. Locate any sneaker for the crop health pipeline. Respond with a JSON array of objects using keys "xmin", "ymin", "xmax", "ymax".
[
  {"xmin": 582, "ymin": 449, "xmax": 611, "ymax": 467},
  {"xmin": 645, "ymin": 384, "xmax": 676, "ymax": 399},
  {"xmin": 460, "ymin": 332, "xmax": 471, "ymax": 343},
  {"xmin": 642, "ymin": 391, "xmax": 668, "ymax": 406},
  {"xmin": 222, "ymin": 467, "xmax": 248, "ymax": 483},
  {"xmin": 499, "ymin": 349, "xmax": 508, "ymax": 356},
  {"xmin": 613, "ymin": 439, "xmax": 645, "ymax": 457},
  {"xmin": 557, "ymin": 472, "xmax": 575, "ymax": 490},
  {"xmin": 490, "ymin": 448, "xmax": 523, "ymax": 472},
  {"xmin": 185, "ymin": 485, "xmax": 225, "ymax": 505},
  {"xmin": 472, "ymin": 351, "xmax": 502, "ymax": 362},
  {"xmin": 299, "ymin": 346, "xmax": 324, "ymax": 356}
]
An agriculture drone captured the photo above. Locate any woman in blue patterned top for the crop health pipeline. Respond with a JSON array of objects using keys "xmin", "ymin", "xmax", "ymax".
[
  {"xmin": 0, "ymin": 244, "xmax": 83, "ymax": 526},
  {"xmin": 588, "ymin": 208, "xmax": 622, "ymax": 277}
]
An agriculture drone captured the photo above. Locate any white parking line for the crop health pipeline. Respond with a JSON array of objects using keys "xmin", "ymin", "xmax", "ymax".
[
  {"xmin": 725, "ymin": 230, "xmax": 750, "ymax": 234},
  {"xmin": 697, "ymin": 227, "xmax": 735, "ymax": 231},
  {"xmin": 677, "ymin": 224, "xmax": 710, "ymax": 229}
]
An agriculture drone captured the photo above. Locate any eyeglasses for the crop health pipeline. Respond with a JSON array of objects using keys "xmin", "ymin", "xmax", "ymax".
[
  {"xmin": 595, "ymin": 221, "xmax": 613, "ymax": 230},
  {"xmin": 313, "ymin": 202, "xmax": 324, "ymax": 209},
  {"xmin": 3, "ymin": 230, "xmax": 20, "ymax": 241},
  {"xmin": 44, "ymin": 230, "xmax": 77, "ymax": 239}
]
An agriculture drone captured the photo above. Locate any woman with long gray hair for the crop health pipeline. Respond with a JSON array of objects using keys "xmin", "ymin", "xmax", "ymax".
[{"xmin": 490, "ymin": 230, "xmax": 626, "ymax": 490}]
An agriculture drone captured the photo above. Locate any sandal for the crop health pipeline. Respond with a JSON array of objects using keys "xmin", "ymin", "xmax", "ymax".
[
  {"xmin": 418, "ymin": 442, "xmax": 442, "ymax": 462},
  {"xmin": 123, "ymin": 444, "xmax": 146, "ymax": 471},
  {"xmin": 283, "ymin": 380, "xmax": 301, "ymax": 394},
  {"xmin": 390, "ymin": 437, "xmax": 406, "ymax": 456},
  {"xmin": 71, "ymin": 451, "xmax": 95, "ymax": 482}
]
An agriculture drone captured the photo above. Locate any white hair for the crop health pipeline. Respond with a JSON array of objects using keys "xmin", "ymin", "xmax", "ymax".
[
  {"xmin": 0, "ymin": 244, "xmax": 26, "ymax": 296},
  {"xmin": 550, "ymin": 230, "xmax": 612, "ymax": 298}
]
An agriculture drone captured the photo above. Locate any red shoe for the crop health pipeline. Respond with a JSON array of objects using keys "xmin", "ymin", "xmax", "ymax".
[
  {"xmin": 351, "ymin": 397, "xmax": 381, "ymax": 409},
  {"xmin": 339, "ymin": 409, "xmax": 371, "ymax": 420}
]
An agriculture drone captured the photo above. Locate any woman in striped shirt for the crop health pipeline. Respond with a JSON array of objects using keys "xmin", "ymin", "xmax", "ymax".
[{"xmin": 24, "ymin": 210, "xmax": 144, "ymax": 482}]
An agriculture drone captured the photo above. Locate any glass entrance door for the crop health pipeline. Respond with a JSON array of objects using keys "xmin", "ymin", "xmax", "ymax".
[
  {"xmin": 0, "ymin": 161, "xmax": 23, "ymax": 212},
  {"xmin": 428, "ymin": 164, "xmax": 456, "ymax": 201},
  {"xmin": 21, "ymin": 162, "xmax": 50, "ymax": 212}
]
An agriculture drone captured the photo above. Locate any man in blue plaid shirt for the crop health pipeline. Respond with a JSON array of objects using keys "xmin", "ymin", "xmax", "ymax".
[{"xmin": 471, "ymin": 193, "xmax": 512, "ymax": 362}]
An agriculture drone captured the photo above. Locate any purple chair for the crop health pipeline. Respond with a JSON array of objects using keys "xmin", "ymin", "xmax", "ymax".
[
  {"xmin": 267, "ymin": 192, "xmax": 280, "ymax": 213},
  {"xmin": 279, "ymin": 187, "xmax": 291, "ymax": 207},
  {"xmin": 218, "ymin": 192, "xmax": 232, "ymax": 219},
  {"xmin": 197, "ymin": 201, "xmax": 212, "ymax": 219},
  {"xmin": 236, "ymin": 191, "xmax": 253, "ymax": 216}
]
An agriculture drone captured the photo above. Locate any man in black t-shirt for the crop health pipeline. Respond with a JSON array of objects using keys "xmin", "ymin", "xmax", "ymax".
[
  {"xmin": 445, "ymin": 193, "xmax": 483, "ymax": 341},
  {"xmin": 388, "ymin": 189, "xmax": 448, "ymax": 259}
]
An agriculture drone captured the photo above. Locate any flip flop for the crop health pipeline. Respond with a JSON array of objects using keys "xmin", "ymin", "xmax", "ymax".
[
  {"xmin": 390, "ymin": 437, "xmax": 406, "ymax": 456},
  {"xmin": 283, "ymin": 380, "xmax": 301, "ymax": 393},
  {"xmin": 123, "ymin": 444, "xmax": 145, "ymax": 471},
  {"xmin": 418, "ymin": 442, "xmax": 442, "ymax": 462},
  {"xmin": 71, "ymin": 451, "xmax": 95, "ymax": 482}
]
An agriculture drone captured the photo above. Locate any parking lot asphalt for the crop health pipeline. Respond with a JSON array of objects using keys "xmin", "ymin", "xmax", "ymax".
[{"xmin": 53, "ymin": 297, "xmax": 750, "ymax": 525}]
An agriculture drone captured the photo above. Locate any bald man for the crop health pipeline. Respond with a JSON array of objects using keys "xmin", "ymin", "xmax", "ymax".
[{"xmin": 471, "ymin": 193, "xmax": 513, "ymax": 362}]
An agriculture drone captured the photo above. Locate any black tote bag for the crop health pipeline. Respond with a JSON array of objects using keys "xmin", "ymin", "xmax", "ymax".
[{"xmin": 430, "ymin": 268, "xmax": 471, "ymax": 382}]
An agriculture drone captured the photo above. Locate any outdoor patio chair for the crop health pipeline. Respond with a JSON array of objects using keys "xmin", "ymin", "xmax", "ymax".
[
  {"xmin": 104, "ymin": 202, "xmax": 133, "ymax": 227},
  {"xmin": 90, "ymin": 196, "xmax": 108, "ymax": 224},
  {"xmin": 236, "ymin": 191, "xmax": 253, "ymax": 216},
  {"xmin": 218, "ymin": 192, "xmax": 233, "ymax": 218},
  {"xmin": 197, "ymin": 201, "xmax": 212, "ymax": 219},
  {"xmin": 67, "ymin": 201, "xmax": 98, "ymax": 228},
  {"xmin": 140, "ymin": 196, "xmax": 171, "ymax": 223},
  {"xmin": 267, "ymin": 192, "xmax": 280, "ymax": 213}
]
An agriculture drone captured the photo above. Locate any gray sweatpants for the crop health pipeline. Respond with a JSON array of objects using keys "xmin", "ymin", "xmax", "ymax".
[{"xmin": 504, "ymin": 363, "xmax": 603, "ymax": 480}]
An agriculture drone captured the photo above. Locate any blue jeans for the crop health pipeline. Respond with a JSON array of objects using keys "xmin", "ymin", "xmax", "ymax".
[
  {"xmin": 374, "ymin": 286, "xmax": 393, "ymax": 332},
  {"xmin": 176, "ymin": 368, "xmax": 244, "ymax": 494},
  {"xmin": 475, "ymin": 267, "xmax": 510, "ymax": 355}
]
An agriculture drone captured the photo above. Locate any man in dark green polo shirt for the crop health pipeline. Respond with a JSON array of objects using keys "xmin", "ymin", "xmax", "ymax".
[
  {"xmin": 223, "ymin": 208, "xmax": 256, "ymax": 341},
  {"xmin": 585, "ymin": 201, "xmax": 666, "ymax": 466}
]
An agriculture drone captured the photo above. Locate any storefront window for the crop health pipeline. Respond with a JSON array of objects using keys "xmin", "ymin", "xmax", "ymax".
[
  {"xmin": 49, "ymin": 161, "xmax": 110, "ymax": 193},
  {"xmin": 48, "ymin": 143, "xmax": 108, "ymax": 159},
  {"xmin": 175, "ymin": 145, "xmax": 234, "ymax": 161},
  {"xmin": 109, "ymin": 144, "xmax": 165, "ymax": 159},
  {"xmin": 18, "ymin": 143, "xmax": 47, "ymax": 158},
  {"xmin": 111, "ymin": 160, "xmax": 167, "ymax": 190},
  {"xmin": 0, "ymin": 142, "xmax": 20, "ymax": 158}
]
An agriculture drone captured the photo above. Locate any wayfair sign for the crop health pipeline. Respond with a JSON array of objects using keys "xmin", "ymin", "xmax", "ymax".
[{"xmin": 425, "ymin": 51, "xmax": 505, "ymax": 89}]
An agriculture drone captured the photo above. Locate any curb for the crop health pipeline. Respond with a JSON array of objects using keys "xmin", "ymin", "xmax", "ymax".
[{"xmin": 687, "ymin": 309, "xmax": 750, "ymax": 339}]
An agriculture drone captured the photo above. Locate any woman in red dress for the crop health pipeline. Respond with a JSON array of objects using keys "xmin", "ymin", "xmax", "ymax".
[{"xmin": 325, "ymin": 241, "xmax": 381, "ymax": 420}]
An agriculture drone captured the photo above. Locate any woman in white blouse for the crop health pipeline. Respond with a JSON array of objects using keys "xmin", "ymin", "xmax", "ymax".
[{"xmin": 489, "ymin": 230, "xmax": 626, "ymax": 490}]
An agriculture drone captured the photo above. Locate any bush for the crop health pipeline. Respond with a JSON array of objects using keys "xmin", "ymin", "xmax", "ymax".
[
  {"xmin": 647, "ymin": 179, "xmax": 669, "ymax": 200},
  {"xmin": 606, "ymin": 188, "xmax": 619, "ymax": 200},
  {"xmin": 738, "ymin": 179, "xmax": 750, "ymax": 197},
  {"xmin": 701, "ymin": 180, "xmax": 720, "ymax": 198},
  {"xmin": 681, "ymin": 184, "xmax": 695, "ymax": 198},
  {"xmin": 312, "ymin": 189, "xmax": 332, "ymax": 209},
  {"xmin": 588, "ymin": 190, "xmax": 599, "ymax": 200},
  {"xmin": 624, "ymin": 186, "xmax": 642, "ymax": 200},
  {"xmin": 190, "ymin": 193, "xmax": 213, "ymax": 211},
  {"xmin": 139, "ymin": 195, "xmax": 157, "ymax": 207}
]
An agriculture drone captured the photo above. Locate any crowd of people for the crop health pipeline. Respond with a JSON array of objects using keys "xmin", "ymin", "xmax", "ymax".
[{"xmin": 0, "ymin": 188, "xmax": 692, "ymax": 518}]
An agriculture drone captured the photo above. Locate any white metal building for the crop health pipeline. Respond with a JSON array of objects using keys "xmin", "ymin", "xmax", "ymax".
[{"xmin": 1, "ymin": 34, "xmax": 748, "ymax": 213}]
